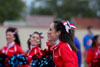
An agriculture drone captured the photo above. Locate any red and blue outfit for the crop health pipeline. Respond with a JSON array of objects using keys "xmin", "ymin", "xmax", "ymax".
[
  {"xmin": 86, "ymin": 45, "xmax": 100, "ymax": 67},
  {"xmin": 0, "ymin": 42, "xmax": 23, "ymax": 66},
  {"xmin": 47, "ymin": 40, "xmax": 78, "ymax": 67},
  {"xmin": 21, "ymin": 45, "xmax": 42, "ymax": 67},
  {"xmin": 83, "ymin": 34, "xmax": 94, "ymax": 51}
]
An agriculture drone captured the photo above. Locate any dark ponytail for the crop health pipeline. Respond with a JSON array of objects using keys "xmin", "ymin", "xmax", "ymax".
[
  {"xmin": 53, "ymin": 20, "xmax": 78, "ymax": 52},
  {"xmin": 6, "ymin": 27, "xmax": 21, "ymax": 46}
]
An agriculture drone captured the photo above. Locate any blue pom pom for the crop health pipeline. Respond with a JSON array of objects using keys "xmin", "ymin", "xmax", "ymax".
[
  {"xmin": 30, "ymin": 56, "xmax": 55, "ymax": 67},
  {"xmin": 8, "ymin": 54, "xmax": 28, "ymax": 66}
]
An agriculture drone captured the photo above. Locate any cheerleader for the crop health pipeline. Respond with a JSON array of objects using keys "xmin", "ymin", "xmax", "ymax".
[
  {"xmin": 0, "ymin": 27, "xmax": 23, "ymax": 66},
  {"xmin": 86, "ymin": 35, "xmax": 100, "ymax": 67},
  {"xmin": 47, "ymin": 20, "xmax": 78, "ymax": 67},
  {"xmin": 21, "ymin": 32, "xmax": 43, "ymax": 67}
]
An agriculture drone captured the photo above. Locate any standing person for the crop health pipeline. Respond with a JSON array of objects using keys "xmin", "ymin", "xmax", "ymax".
[
  {"xmin": 86, "ymin": 35, "xmax": 100, "ymax": 67},
  {"xmin": 83, "ymin": 25, "xmax": 94, "ymax": 51},
  {"xmin": 83, "ymin": 25, "xmax": 94, "ymax": 67},
  {"xmin": 47, "ymin": 20, "xmax": 78, "ymax": 67},
  {"xmin": 70, "ymin": 22, "xmax": 81, "ymax": 67},
  {"xmin": 0, "ymin": 27, "xmax": 23, "ymax": 67},
  {"xmin": 21, "ymin": 32, "xmax": 43, "ymax": 67}
]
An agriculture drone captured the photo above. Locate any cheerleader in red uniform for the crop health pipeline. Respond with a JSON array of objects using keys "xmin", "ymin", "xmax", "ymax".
[
  {"xmin": 0, "ymin": 27, "xmax": 23, "ymax": 66},
  {"xmin": 86, "ymin": 35, "xmax": 100, "ymax": 67},
  {"xmin": 22, "ymin": 32, "xmax": 43, "ymax": 67},
  {"xmin": 47, "ymin": 20, "xmax": 78, "ymax": 67}
]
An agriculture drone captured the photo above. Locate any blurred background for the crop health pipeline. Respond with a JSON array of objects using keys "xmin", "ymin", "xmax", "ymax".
[{"xmin": 0, "ymin": 0, "xmax": 100, "ymax": 67}]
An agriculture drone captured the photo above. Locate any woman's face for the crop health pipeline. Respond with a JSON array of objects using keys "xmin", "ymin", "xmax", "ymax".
[
  {"xmin": 97, "ymin": 36, "xmax": 100, "ymax": 45},
  {"xmin": 47, "ymin": 23, "xmax": 60, "ymax": 46},
  {"xmin": 30, "ymin": 33, "xmax": 40, "ymax": 46},
  {"xmin": 6, "ymin": 31, "xmax": 15, "ymax": 44}
]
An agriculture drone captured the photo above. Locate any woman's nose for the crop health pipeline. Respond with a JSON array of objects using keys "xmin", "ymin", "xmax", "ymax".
[
  {"xmin": 6, "ymin": 36, "xmax": 9, "ymax": 38},
  {"xmin": 47, "ymin": 30, "xmax": 51, "ymax": 34}
]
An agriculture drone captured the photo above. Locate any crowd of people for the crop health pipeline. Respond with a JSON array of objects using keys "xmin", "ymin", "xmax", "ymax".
[{"xmin": 0, "ymin": 19, "xmax": 100, "ymax": 67}]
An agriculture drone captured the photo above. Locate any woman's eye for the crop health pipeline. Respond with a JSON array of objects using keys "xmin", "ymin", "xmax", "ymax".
[
  {"xmin": 49, "ymin": 28, "xmax": 52, "ymax": 31},
  {"xmin": 7, "ymin": 34, "xmax": 11, "ymax": 36},
  {"xmin": 32, "ymin": 36, "xmax": 35, "ymax": 38},
  {"xmin": 9, "ymin": 34, "xmax": 12, "ymax": 36},
  {"xmin": 37, "ymin": 38, "xmax": 40, "ymax": 40}
]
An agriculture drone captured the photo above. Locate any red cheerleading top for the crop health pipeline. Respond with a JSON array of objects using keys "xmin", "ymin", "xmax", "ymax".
[
  {"xmin": 47, "ymin": 40, "xmax": 78, "ymax": 67},
  {"xmin": 0, "ymin": 42, "xmax": 23, "ymax": 67},
  {"xmin": 21, "ymin": 45, "xmax": 42, "ymax": 67},
  {"xmin": 86, "ymin": 45, "xmax": 100, "ymax": 67},
  {"xmin": 0, "ymin": 42, "xmax": 23, "ymax": 57}
]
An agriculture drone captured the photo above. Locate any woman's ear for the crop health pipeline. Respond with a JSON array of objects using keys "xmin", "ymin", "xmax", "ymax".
[{"xmin": 56, "ymin": 31, "xmax": 61, "ymax": 36}]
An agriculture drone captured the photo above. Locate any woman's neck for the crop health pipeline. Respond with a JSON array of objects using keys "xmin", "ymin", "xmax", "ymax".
[
  {"xmin": 52, "ymin": 39, "xmax": 60, "ymax": 48},
  {"xmin": 7, "ymin": 41, "xmax": 15, "ymax": 48},
  {"xmin": 30, "ymin": 45, "xmax": 38, "ymax": 50},
  {"xmin": 7, "ymin": 41, "xmax": 14, "ymax": 44},
  {"xmin": 55, "ymin": 39, "xmax": 60, "ymax": 45}
]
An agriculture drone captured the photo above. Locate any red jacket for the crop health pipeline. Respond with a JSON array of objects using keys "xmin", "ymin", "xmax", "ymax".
[
  {"xmin": 0, "ymin": 42, "xmax": 23, "ymax": 66},
  {"xmin": 86, "ymin": 45, "xmax": 100, "ymax": 66},
  {"xmin": 47, "ymin": 41, "xmax": 78, "ymax": 67},
  {"xmin": 0, "ymin": 42, "xmax": 23, "ymax": 57},
  {"xmin": 21, "ymin": 46, "xmax": 42, "ymax": 67}
]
